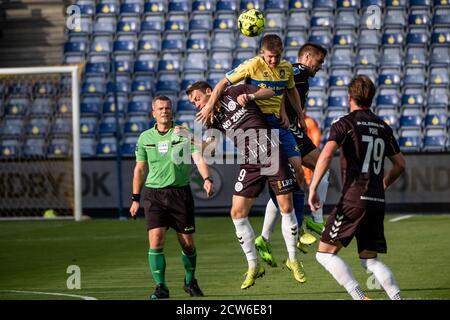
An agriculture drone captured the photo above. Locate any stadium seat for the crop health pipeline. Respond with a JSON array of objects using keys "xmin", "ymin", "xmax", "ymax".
[
  {"xmin": 80, "ymin": 96, "xmax": 102, "ymax": 115},
  {"xmin": 405, "ymin": 47, "xmax": 427, "ymax": 66},
  {"xmin": 134, "ymin": 57, "xmax": 157, "ymax": 75},
  {"xmin": 430, "ymin": 46, "xmax": 450, "ymax": 65},
  {"xmin": 408, "ymin": 13, "xmax": 431, "ymax": 28},
  {"xmin": 158, "ymin": 58, "xmax": 182, "ymax": 72},
  {"xmin": 399, "ymin": 114, "xmax": 422, "ymax": 130},
  {"xmin": 327, "ymin": 88, "xmax": 348, "ymax": 110},
  {"xmin": 384, "ymin": 8, "xmax": 407, "ymax": 28},
  {"xmin": 401, "ymin": 89, "xmax": 425, "ymax": 108},
  {"xmin": 358, "ymin": 28, "xmax": 380, "ymax": 47},
  {"xmin": 184, "ymin": 52, "xmax": 208, "ymax": 72},
  {"xmin": 381, "ymin": 47, "xmax": 403, "ymax": 67},
  {"xmin": 324, "ymin": 109, "xmax": 346, "ymax": 129},
  {"xmin": 432, "ymin": 9, "xmax": 450, "ymax": 26},
  {"xmin": 309, "ymin": 70, "xmax": 327, "ymax": 88},
  {"xmin": 0, "ymin": 139, "xmax": 20, "ymax": 158},
  {"xmin": 429, "ymin": 66, "xmax": 450, "ymax": 86},
  {"xmin": 93, "ymin": 16, "xmax": 117, "ymax": 35},
  {"xmin": 124, "ymin": 116, "xmax": 150, "ymax": 136},
  {"xmin": 177, "ymin": 99, "xmax": 197, "ymax": 113},
  {"xmin": 356, "ymin": 47, "xmax": 379, "ymax": 66},
  {"xmin": 241, "ymin": 0, "xmax": 262, "ymax": 10},
  {"xmin": 99, "ymin": 116, "xmax": 124, "ymax": 136},
  {"xmin": 131, "ymin": 78, "xmax": 153, "ymax": 94},
  {"xmin": 215, "ymin": 0, "xmax": 237, "ymax": 12},
  {"xmin": 52, "ymin": 116, "xmax": 72, "ymax": 136},
  {"xmin": 181, "ymin": 72, "xmax": 205, "ymax": 91},
  {"xmin": 122, "ymin": 136, "xmax": 139, "ymax": 156},
  {"xmin": 404, "ymin": 66, "xmax": 426, "ymax": 86},
  {"xmin": 56, "ymin": 97, "xmax": 72, "ymax": 115},
  {"xmin": 211, "ymin": 31, "xmax": 235, "ymax": 50},
  {"xmin": 80, "ymin": 116, "xmax": 98, "ymax": 136},
  {"xmin": 398, "ymin": 129, "xmax": 422, "ymax": 152},
  {"xmin": 5, "ymin": 98, "xmax": 29, "ymax": 116},
  {"xmin": 119, "ymin": 2, "xmax": 142, "ymax": 17},
  {"xmin": 189, "ymin": 15, "xmax": 213, "ymax": 32},
  {"xmin": 423, "ymin": 128, "xmax": 447, "ymax": 152},
  {"xmin": 48, "ymin": 138, "xmax": 71, "ymax": 157},
  {"xmin": 192, "ymin": 0, "xmax": 215, "ymax": 12},
  {"xmin": 287, "ymin": 12, "xmax": 309, "ymax": 30},
  {"xmin": 144, "ymin": 1, "xmax": 166, "ymax": 16},
  {"xmin": 427, "ymin": 86, "xmax": 449, "ymax": 107},
  {"xmin": 335, "ymin": 10, "xmax": 358, "ymax": 29},
  {"xmin": 376, "ymin": 88, "xmax": 401, "ymax": 108},
  {"xmin": 305, "ymin": 89, "xmax": 326, "ymax": 110},
  {"xmin": 155, "ymin": 73, "xmax": 179, "ymax": 94},
  {"xmin": 141, "ymin": 17, "xmax": 164, "ymax": 34},
  {"xmin": 330, "ymin": 48, "xmax": 354, "ymax": 67},
  {"xmin": 377, "ymin": 107, "xmax": 398, "ymax": 128},
  {"xmin": 1, "ymin": 118, "xmax": 26, "ymax": 138},
  {"xmin": 80, "ymin": 136, "xmax": 97, "ymax": 157},
  {"xmin": 85, "ymin": 62, "xmax": 110, "ymax": 75},
  {"xmin": 23, "ymin": 137, "xmax": 47, "ymax": 157},
  {"xmin": 128, "ymin": 100, "xmax": 151, "ymax": 115},
  {"xmin": 424, "ymin": 108, "xmax": 448, "ymax": 129},
  {"xmin": 168, "ymin": 0, "xmax": 191, "ymax": 13},
  {"xmin": 96, "ymin": 137, "xmax": 118, "ymax": 157}
]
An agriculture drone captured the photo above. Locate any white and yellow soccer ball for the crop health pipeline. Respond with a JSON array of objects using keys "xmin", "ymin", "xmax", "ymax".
[{"xmin": 238, "ymin": 9, "xmax": 265, "ymax": 37}]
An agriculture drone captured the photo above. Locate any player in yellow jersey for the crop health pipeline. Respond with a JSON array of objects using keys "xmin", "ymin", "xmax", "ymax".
[{"xmin": 196, "ymin": 34, "xmax": 309, "ymax": 282}]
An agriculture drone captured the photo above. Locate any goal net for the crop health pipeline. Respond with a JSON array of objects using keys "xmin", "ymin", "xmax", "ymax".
[{"xmin": 0, "ymin": 66, "xmax": 82, "ymax": 221}]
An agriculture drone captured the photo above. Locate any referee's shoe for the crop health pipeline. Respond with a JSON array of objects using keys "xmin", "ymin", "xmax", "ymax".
[{"xmin": 183, "ymin": 278, "xmax": 204, "ymax": 297}]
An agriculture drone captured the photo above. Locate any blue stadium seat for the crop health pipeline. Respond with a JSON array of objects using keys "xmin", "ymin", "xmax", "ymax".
[
  {"xmin": 240, "ymin": 0, "xmax": 262, "ymax": 10},
  {"xmin": 330, "ymin": 48, "xmax": 354, "ymax": 67},
  {"xmin": 361, "ymin": 0, "xmax": 383, "ymax": 9},
  {"xmin": 329, "ymin": 74, "xmax": 351, "ymax": 88},
  {"xmin": 386, "ymin": 0, "xmax": 407, "ymax": 7},
  {"xmin": 382, "ymin": 32, "xmax": 404, "ymax": 47},
  {"xmin": 408, "ymin": 14, "xmax": 431, "ymax": 28},
  {"xmin": 335, "ymin": 10, "xmax": 358, "ymax": 29},
  {"xmin": 306, "ymin": 89, "xmax": 326, "ymax": 110},
  {"xmin": 215, "ymin": 0, "xmax": 237, "ymax": 12},
  {"xmin": 103, "ymin": 99, "xmax": 126, "ymax": 115},
  {"xmin": 80, "ymin": 137, "xmax": 97, "ymax": 157},
  {"xmin": 1, "ymin": 118, "xmax": 25, "ymax": 137},
  {"xmin": 80, "ymin": 116, "xmax": 98, "ymax": 136},
  {"xmin": 313, "ymin": 0, "xmax": 335, "ymax": 9},
  {"xmin": 399, "ymin": 114, "xmax": 422, "ymax": 129},
  {"xmin": 265, "ymin": 0, "xmax": 285, "ymax": 11},
  {"xmin": 56, "ymin": 97, "xmax": 72, "ymax": 115},
  {"xmin": 77, "ymin": 3, "xmax": 95, "ymax": 16},
  {"xmin": 405, "ymin": 47, "xmax": 427, "ymax": 65},
  {"xmin": 211, "ymin": 31, "xmax": 235, "ymax": 50},
  {"xmin": 184, "ymin": 52, "xmax": 208, "ymax": 71},
  {"xmin": 384, "ymin": 9, "xmax": 407, "ymax": 28},
  {"xmin": 113, "ymin": 40, "xmax": 136, "ymax": 54},
  {"xmin": 336, "ymin": 0, "xmax": 359, "ymax": 9},
  {"xmin": 328, "ymin": 88, "xmax": 348, "ymax": 109},
  {"xmin": 406, "ymin": 32, "xmax": 429, "ymax": 46},
  {"xmin": 192, "ymin": 0, "xmax": 215, "ymax": 12},
  {"xmin": 141, "ymin": 18, "xmax": 164, "ymax": 34},
  {"xmin": 189, "ymin": 16, "xmax": 213, "ymax": 31},
  {"xmin": 30, "ymin": 98, "xmax": 54, "ymax": 116},
  {"xmin": 85, "ymin": 62, "xmax": 110, "ymax": 75},
  {"xmin": 119, "ymin": 3, "xmax": 142, "ymax": 16},
  {"xmin": 93, "ymin": 16, "xmax": 117, "ymax": 35},
  {"xmin": 431, "ymin": 31, "xmax": 450, "ymax": 46},
  {"xmin": 376, "ymin": 88, "xmax": 401, "ymax": 108},
  {"xmin": 287, "ymin": 0, "xmax": 312, "ymax": 11},
  {"xmin": 427, "ymin": 86, "xmax": 449, "ymax": 107},
  {"xmin": 5, "ymin": 98, "xmax": 29, "ymax": 116},
  {"xmin": 64, "ymin": 41, "xmax": 88, "ymax": 55},
  {"xmin": 122, "ymin": 136, "xmax": 139, "ymax": 156},
  {"xmin": 128, "ymin": 98, "xmax": 151, "ymax": 116},
  {"xmin": 381, "ymin": 47, "xmax": 403, "ymax": 67},
  {"xmin": 138, "ymin": 39, "xmax": 161, "ymax": 53},
  {"xmin": 404, "ymin": 66, "xmax": 426, "ymax": 86},
  {"xmin": 164, "ymin": 20, "xmax": 188, "ymax": 32},
  {"xmin": 131, "ymin": 79, "xmax": 153, "ymax": 94},
  {"xmin": 96, "ymin": 137, "xmax": 118, "ymax": 156},
  {"xmin": 356, "ymin": 47, "xmax": 379, "ymax": 66},
  {"xmin": 99, "ymin": 116, "xmax": 124, "ymax": 136},
  {"xmin": 168, "ymin": 0, "xmax": 191, "ymax": 13},
  {"xmin": 287, "ymin": 12, "xmax": 309, "ymax": 30},
  {"xmin": 398, "ymin": 129, "xmax": 422, "ymax": 152},
  {"xmin": 0, "ymin": 139, "xmax": 20, "ymax": 158},
  {"xmin": 23, "ymin": 137, "xmax": 47, "ymax": 157},
  {"xmin": 401, "ymin": 92, "xmax": 425, "ymax": 108},
  {"xmin": 424, "ymin": 110, "xmax": 448, "ymax": 129},
  {"xmin": 430, "ymin": 46, "xmax": 450, "ymax": 65},
  {"xmin": 9, "ymin": 82, "xmax": 30, "ymax": 96},
  {"xmin": 429, "ymin": 66, "xmax": 450, "ymax": 86},
  {"xmin": 423, "ymin": 131, "xmax": 447, "ymax": 152},
  {"xmin": 117, "ymin": 20, "xmax": 140, "ymax": 34},
  {"xmin": 124, "ymin": 116, "xmax": 149, "ymax": 136},
  {"xmin": 144, "ymin": 1, "xmax": 166, "ymax": 16},
  {"xmin": 68, "ymin": 17, "xmax": 93, "ymax": 35},
  {"xmin": 309, "ymin": 71, "xmax": 327, "ymax": 88},
  {"xmin": 96, "ymin": 3, "xmax": 118, "ymax": 16},
  {"xmin": 177, "ymin": 99, "xmax": 197, "ymax": 113},
  {"xmin": 207, "ymin": 71, "xmax": 224, "ymax": 87},
  {"xmin": 377, "ymin": 108, "xmax": 398, "ymax": 128},
  {"xmin": 310, "ymin": 14, "xmax": 334, "ymax": 29},
  {"xmin": 308, "ymin": 33, "xmax": 332, "ymax": 49},
  {"xmin": 161, "ymin": 38, "xmax": 185, "ymax": 52},
  {"xmin": 155, "ymin": 73, "xmax": 180, "ymax": 93},
  {"xmin": 52, "ymin": 117, "xmax": 72, "ymax": 136},
  {"xmin": 48, "ymin": 138, "xmax": 71, "ymax": 157},
  {"xmin": 432, "ymin": 10, "xmax": 450, "ymax": 26},
  {"xmin": 378, "ymin": 74, "xmax": 401, "ymax": 87},
  {"xmin": 410, "ymin": 0, "xmax": 432, "ymax": 8},
  {"xmin": 158, "ymin": 59, "xmax": 182, "ymax": 72},
  {"xmin": 81, "ymin": 79, "xmax": 106, "ymax": 95},
  {"xmin": 213, "ymin": 18, "xmax": 235, "ymax": 31},
  {"xmin": 134, "ymin": 58, "xmax": 157, "ymax": 74},
  {"xmin": 358, "ymin": 28, "xmax": 380, "ymax": 48}
]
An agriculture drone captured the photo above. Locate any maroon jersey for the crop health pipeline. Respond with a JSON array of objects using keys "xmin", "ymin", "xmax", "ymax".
[
  {"xmin": 208, "ymin": 84, "xmax": 279, "ymax": 166},
  {"xmin": 328, "ymin": 109, "xmax": 400, "ymax": 208}
]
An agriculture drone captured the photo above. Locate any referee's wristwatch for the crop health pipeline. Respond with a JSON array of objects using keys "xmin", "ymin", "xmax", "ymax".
[
  {"xmin": 203, "ymin": 177, "xmax": 213, "ymax": 183},
  {"xmin": 131, "ymin": 194, "xmax": 141, "ymax": 202}
]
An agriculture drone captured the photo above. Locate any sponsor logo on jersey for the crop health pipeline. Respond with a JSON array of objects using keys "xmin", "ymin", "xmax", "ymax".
[
  {"xmin": 263, "ymin": 71, "xmax": 269, "ymax": 77},
  {"xmin": 228, "ymin": 100, "xmax": 237, "ymax": 111},
  {"xmin": 279, "ymin": 69, "xmax": 285, "ymax": 78},
  {"xmin": 157, "ymin": 141, "xmax": 169, "ymax": 154}
]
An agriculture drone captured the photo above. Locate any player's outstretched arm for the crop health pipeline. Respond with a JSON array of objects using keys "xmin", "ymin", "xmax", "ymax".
[
  {"xmin": 384, "ymin": 153, "xmax": 406, "ymax": 191},
  {"xmin": 286, "ymin": 87, "xmax": 307, "ymax": 131},
  {"xmin": 196, "ymin": 78, "xmax": 229, "ymax": 124},
  {"xmin": 308, "ymin": 141, "xmax": 338, "ymax": 212},
  {"xmin": 237, "ymin": 87, "xmax": 275, "ymax": 106},
  {"xmin": 192, "ymin": 152, "xmax": 215, "ymax": 198},
  {"xmin": 130, "ymin": 161, "xmax": 147, "ymax": 218}
]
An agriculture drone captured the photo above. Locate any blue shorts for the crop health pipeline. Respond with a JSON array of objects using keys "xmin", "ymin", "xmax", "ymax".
[{"xmin": 265, "ymin": 115, "xmax": 301, "ymax": 159}]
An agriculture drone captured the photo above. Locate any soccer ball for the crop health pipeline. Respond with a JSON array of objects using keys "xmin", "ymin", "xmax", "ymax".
[{"xmin": 238, "ymin": 9, "xmax": 265, "ymax": 37}]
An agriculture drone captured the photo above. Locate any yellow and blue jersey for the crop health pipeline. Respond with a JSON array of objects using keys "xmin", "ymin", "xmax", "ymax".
[{"xmin": 225, "ymin": 56, "xmax": 295, "ymax": 117}]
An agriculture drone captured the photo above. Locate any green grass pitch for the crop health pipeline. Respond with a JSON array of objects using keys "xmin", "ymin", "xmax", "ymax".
[{"xmin": 1, "ymin": 214, "xmax": 449, "ymax": 300}]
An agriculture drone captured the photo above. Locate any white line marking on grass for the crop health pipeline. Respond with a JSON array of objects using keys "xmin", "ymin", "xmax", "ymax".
[
  {"xmin": 1, "ymin": 290, "xmax": 97, "ymax": 300},
  {"xmin": 389, "ymin": 215, "xmax": 413, "ymax": 222}
]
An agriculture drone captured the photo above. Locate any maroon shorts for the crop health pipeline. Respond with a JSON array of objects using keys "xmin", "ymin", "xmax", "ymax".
[
  {"xmin": 232, "ymin": 160, "xmax": 298, "ymax": 198},
  {"xmin": 321, "ymin": 200, "xmax": 387, "ymax": 253},
  {"xmin": 289, "ymin": 124, "xmax": 317, "ymax": 157},
  {"xmin": 143, "ymin": 185, "xmax": 195, "ymax": 234}
]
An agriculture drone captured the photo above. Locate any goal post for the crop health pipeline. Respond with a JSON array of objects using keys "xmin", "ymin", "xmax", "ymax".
[{"xmin": 0, "ymin": 65, "xmax": 82, "ymax": 221}]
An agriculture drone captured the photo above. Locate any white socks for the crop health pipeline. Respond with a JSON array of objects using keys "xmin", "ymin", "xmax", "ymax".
[
  {"xmin": 312, "ymin": 170, "xmax": 330, "ymax": 223},
  {"xmin": 316, "ymin": 252, "xmax": 367, "ymax": 300},
  {"xmin": 261, "ymin": 198, "xmax": 279, "ymax": 242},
  {"xmin": 233, "ymin": 217, "xmax": 258, "ymax": 268},
  {"xmin": 281, "ymin": 211, "xmax": 298, "ymax": 261},
  {"xmin": 360, "ymin": 257, "xmax": 401, "ymax": 300}
]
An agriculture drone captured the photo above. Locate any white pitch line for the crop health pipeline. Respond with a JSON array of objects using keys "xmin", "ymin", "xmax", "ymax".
[
  {"xmin": 1, "ymin": 290, "xmax": 97, "ymax": 300},
  {"xmin": 389, "ymin": 215, "xmax": 413, "ymax": 222}
]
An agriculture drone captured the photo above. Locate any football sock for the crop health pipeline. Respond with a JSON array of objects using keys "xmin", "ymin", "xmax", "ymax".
[
  {"xmin": 316, "ymin": 252, "xmax": 367, "ymax": 300},
  {"xmin": 360, "ymin": 257, "xmax": 401, "ymax": 300},
  {"xmin": 148, "ymin": 248, "xmax": 166, "ymax": 286},
  {"xmin": 281, "ymin": 210, "xmax": 298, "ymax": 261},
  {"xmin": 312, "ymin": 170, "xmax": 329, "ymax": 223},
  {"xmin": 261, "ymin": 198, "xmax": 279, "ymax": 242},
  {"xmin": 233, "ymin": 217, "xmax": 258, "ymax": 268},
  {"xmin": 293, "ymin": 191, "xmax": 305, "ymax": 227},
  {"xmin": 181, "ymin": 248, "xmax": 197, "ymax": 285}
]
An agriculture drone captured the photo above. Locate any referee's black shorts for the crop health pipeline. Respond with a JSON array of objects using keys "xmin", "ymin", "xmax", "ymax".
[{"xmin": 143, "ymin": 185, "xmax": 196, "ymax": 234}]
